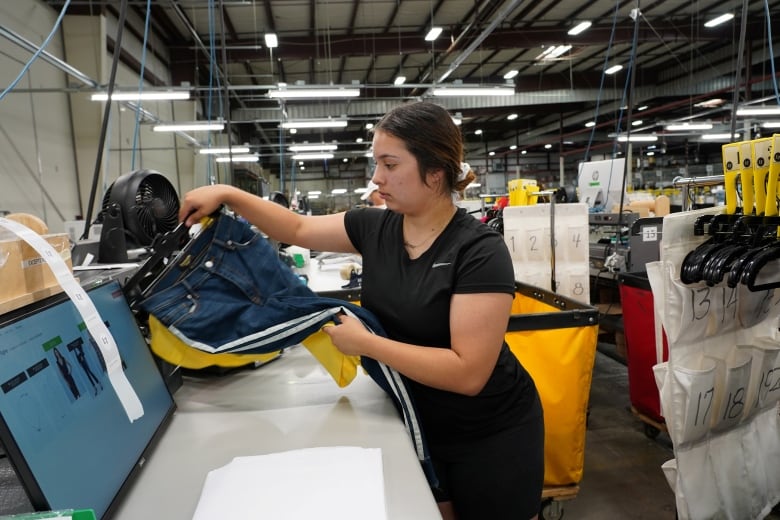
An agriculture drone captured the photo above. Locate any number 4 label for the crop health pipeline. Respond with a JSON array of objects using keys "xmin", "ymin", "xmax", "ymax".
[{"xmin": 642, "ymin": 226, "xmax": 658, "ymax": 242}]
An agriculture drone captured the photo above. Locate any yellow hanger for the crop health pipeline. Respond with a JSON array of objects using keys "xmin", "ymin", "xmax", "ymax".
[
  {"xmin": 721, "ymin": 142, "xmax": 741, "ymax": 215},
  {"xmin": 738, "ymin": 140, "xmax": 755, "ymax": 214},
  {"xmin": 766, "ymin": 135, "xmax": 780, "ymax": 217},
  {"xmin": 751, "ymin": 137, "xmax": 772, "ymax": 215}
]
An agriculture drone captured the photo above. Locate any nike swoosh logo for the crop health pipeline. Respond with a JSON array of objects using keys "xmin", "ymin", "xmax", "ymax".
[{"xmin": 432, "ymin": 262, "xmax": 452, "ymax": 268}]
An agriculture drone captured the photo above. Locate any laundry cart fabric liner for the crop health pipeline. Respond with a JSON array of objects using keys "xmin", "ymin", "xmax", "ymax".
[
  {"xmin": 505, "ymin": 282, "xmax": 599, "ymax": 487},
  {"xmin": 618, "ymin": 271, "xmax": 669, "ymax": 425}
]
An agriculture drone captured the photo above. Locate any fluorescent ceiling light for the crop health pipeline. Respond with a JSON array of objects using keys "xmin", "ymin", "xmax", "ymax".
[
  {"xmin": 647, "ymin": 152, "xmax": 655, "ymax": 156},
  {"xmin": 535, "ymin": 45, "xmax": 571, "ymax": 61},
  {"xmin": 605, "ymin": 64, "xmax": 623, "ymax": 75},
  {"xmin": 568, "ymin": 21, "xmax": 592, "ymax": 35},
  {"xmin": 466, "ymin": 182, "xmax": 481, "ymax": 189},
  {"xmin": 264, "ymin": 33, "xmax": 278, "ymax": 48},
  {"xmin": 488, "ymin": 151, "xmax": 495, "ymax": 156},
  {"xmin": 507, "ymin": 113, "xmax": 518, "ymax": 120},
  {"xmin": 425, "ymin": 27, "xmax": 443, "ymax": 41},
  {"xmin": 308, "ymin": 191, "xmax": 322, "ymax": 196},
  {"xmin": 761, "ymin": 122, "xmax": 780, "ymax": 128},
  {"xmin": 544, "ymin": 144, "xmax": 552, "ymax": 149},
  {"xmin": 665, "ymin": 123, "xmax": 713, "ymax": 131},
  {"xmin": 199, "ymin": 147, "xmax": 250, "ymax": 155},
  {"xmin": 701, "ymin": 133, "xmax": 740, "ymax": 140},
  {"xmin": 736, "ymin": 106, "xmax": 780, "ymax": 116},
  {"xmin": 432, "ymin": 86, "xmax": 514, "ymax": 97},
  {"xmin": 268, "ymin": 88, "xmax": 360, "ymax": 99},
  {"xmin": 331, "ymin": 188, "xmax": 348, "ymax": 195},
  {"xmin": 503, "ymin": 70, "xmax": 519, "ymax": 80},
  {"xmin": 704, "ymin": 13, "xmax": 734, "ymax": 27},
  {"xmin": 585, "ymin": 121, "xmax": 596, "ymax": 127},
  {"xmin": 215, "ymin": 155, "xmax": 259, "ymax": 163},
  {"xmin": 521, "ymin": 150, "xmax": 527, "ymax": 155},
  {"xmin": 474, "ymin": 129, "xmax": 483, "ymax": 135},
  {"xmin": 637, "ymin": 105, "xmax": 649, "ymax": 111},
  {"xmin": 153, "ymin": 121, "xmax": 224, "ymax": 132},
  {"xmin": 617, "ymin": 134, "xmax": 658, "ymax": 142},
  {"xmin": 288, "ymin": 144, "xmax": 338, "ymax": 152},
  {"xmin": 91, "ymin": 91, "xmax": 190, "ymax": 101},
  {"xmin": 694, "ymin": 98, "xmax": 725, "ymax": 108},
  {"xmin": 394, "ymin": 76, "xmax": 407, "ymax": 86},
  {"xmin": 292, "ymin": 153, "xmax": 335, "ymax": 160},
  {"xmin": 451, "ymin": 115, "xmax": 462, "ymax": 126},
  {"xmin": 632, "ymin": 120, "xmax": 643, "ymax": 126},
  {"xmin": 510, "ymin": 145, "xmax": 517, "ymax": 150},
  {"xmin": 281, "ymin": 120, "xmax": 348, "ymax": 129}
]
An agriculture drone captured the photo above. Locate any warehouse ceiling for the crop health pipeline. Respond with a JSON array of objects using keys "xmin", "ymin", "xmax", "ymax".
[{"xmin": 42, "ymin": 0, "xmax": 780, "ymax": 174}]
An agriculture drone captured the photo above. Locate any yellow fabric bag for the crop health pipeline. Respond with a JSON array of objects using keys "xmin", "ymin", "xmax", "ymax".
[
  {"xmin": 148, "ymin": 315, "xmax": 361, "ymax": 387},
  {"xmin": 505, "ymin": 287, "xmax": 599, "ymax": 487}
]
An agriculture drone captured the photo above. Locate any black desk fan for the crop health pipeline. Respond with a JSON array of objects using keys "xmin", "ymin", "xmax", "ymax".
[{"xmin": 97, "ymin": 169, "xmax": 180, "ymax": 263}]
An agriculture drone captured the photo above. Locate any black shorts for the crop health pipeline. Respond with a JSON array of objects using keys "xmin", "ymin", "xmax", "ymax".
[{"xmin": 430, "ymin": 395, "xmax": 545, "ymax": 520}]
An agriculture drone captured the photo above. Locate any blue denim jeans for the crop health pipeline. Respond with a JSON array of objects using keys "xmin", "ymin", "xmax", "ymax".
[{"xmin": 138, "ymin": 212, "xmax": 435, "ymax": 486}]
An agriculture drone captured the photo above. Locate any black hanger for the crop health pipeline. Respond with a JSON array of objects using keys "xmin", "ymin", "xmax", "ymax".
[
  {"xmin": 679, "ymin": 212, "xmax": 743, "ymax": 284},
  {"xmin": 739, "ymin": 227, "xmax": 780, "ymax": 291},
  {"xmin": 726, "ymin": 216, "xmax": 780, "ymax": 287}
]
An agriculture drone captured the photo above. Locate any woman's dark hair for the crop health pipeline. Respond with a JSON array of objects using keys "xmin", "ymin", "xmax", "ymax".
[{"xmin": 373, "ymin": 101, "xmax": 475, "ymax": 195}]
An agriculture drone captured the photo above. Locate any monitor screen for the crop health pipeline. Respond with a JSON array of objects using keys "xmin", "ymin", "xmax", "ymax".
[
  {"xmin": 577, "ymin": 158, "xmax": 627, "ymax": 211},
  {"xmin": 0, "ymin": 279, "xmax": 175, "ymax": 519}
]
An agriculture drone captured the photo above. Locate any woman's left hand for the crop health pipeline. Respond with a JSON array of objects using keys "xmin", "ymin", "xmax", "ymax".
[{"xmin": 322, "ymin": 313, "xmax": 371, "ymax": 356}]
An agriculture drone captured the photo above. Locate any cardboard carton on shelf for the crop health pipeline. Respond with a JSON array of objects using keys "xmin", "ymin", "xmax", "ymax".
[{"xmin": 0, "ymin": 233, "xmax": 73, "ymax": 315}]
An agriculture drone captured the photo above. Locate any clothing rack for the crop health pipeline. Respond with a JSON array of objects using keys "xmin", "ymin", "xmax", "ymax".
[{"xmin": 672, "ymin": 174, "xmax": 725, "ymax": 211}]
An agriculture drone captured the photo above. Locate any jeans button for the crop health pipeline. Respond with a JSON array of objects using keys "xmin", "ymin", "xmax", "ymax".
[{"xmin": 205, "ymin": 260, "xmax": 214, "ymax": 269}]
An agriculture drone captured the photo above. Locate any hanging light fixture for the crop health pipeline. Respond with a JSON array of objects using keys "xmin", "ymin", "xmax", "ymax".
[
  {"xmin": 215, "ymin": 155, "xmax": 259, "ymax": 163},
  {"xmin": 432, "ymin": 86, "xmax": 514, "ymax": 97},
  {"xmin": 268, "ymin": 87, "xmax": 360, "ymax": 99},
  {"xmin": 153, "ymin": 121, "xmax": 224, "ymax": 132},
  {"xmin": 199, "ymin": 146, "xmax": 250, "ymax": 155},
  {"xmin": 281, "ymin": 120, "xmax": 348, "ymax": 129},
  {"xmin": 91, "ymin": 91, "xmax": 190, "ymax": 101}
]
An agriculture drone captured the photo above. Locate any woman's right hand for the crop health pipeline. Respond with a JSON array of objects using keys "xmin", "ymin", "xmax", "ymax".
[{"xmin": 179, "ymin": 185, "xmax": 232, "ymax": 226}]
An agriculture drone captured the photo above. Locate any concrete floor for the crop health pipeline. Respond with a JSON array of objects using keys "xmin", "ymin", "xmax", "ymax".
[{"xmin": 556, "ymin": 346, "xmax": 780, "ymax": 520}]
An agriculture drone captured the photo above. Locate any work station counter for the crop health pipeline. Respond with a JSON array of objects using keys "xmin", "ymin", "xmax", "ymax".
[{"xmin": 113, "ymin": 252, "xmax": 439, "ymax": 519}]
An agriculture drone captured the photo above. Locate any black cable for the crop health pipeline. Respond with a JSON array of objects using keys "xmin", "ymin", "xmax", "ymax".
[{"xmin": 80, "ymin": 0, "xmax": 129, "ymax": 240}]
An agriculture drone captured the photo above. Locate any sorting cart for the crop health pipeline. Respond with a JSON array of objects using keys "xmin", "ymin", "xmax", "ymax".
[
  {"xmin": 617, "ymin": 272, "xmax": 668, "ymax": 438},
  {"xmin": 506, "ymin": 281, "xmax": 600, "ymax": 519}
]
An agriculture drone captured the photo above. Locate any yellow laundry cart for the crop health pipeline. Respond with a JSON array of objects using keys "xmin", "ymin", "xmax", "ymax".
[{"xmin": 506, "ymin": 281, "xmax": 600, "ymax": 519}]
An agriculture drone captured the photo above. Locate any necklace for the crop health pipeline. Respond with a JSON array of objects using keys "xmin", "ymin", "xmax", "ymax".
[{"xmin": 403, "ymin": 210, "xmax": 454, "ymax": 249}]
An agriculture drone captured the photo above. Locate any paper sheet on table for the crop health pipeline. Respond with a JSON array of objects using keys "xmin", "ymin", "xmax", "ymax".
[{"xmin": 192, "ymin": 446, "xmax": 387, "ymax": 520}]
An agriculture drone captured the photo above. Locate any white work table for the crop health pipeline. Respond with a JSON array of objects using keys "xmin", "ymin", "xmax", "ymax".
[{"xmin": 113, "ymin": 334, "xmax": 440, "ymax": 519}]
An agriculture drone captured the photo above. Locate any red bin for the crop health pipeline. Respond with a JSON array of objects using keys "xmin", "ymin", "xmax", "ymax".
[{"xmin": 618, "ymin": 272, "xmax": 668, "ymax": 427}]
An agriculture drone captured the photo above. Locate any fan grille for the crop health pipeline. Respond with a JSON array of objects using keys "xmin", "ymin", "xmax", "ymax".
[
  {"xmin": 102, "ymin": 169, "xmax": 180, "ymax": 247},
  {"xmin": 130, "ymin": 176, "xmax": 179, "ymax": 242}
]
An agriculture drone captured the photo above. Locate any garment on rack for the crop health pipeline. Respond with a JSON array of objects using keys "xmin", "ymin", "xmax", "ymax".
[{"xmin": 137, "ymin": 212, "xmax": 436, "ymax": 486}]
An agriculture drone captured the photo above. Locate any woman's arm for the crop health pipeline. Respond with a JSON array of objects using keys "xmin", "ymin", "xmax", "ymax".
[
  {"xmin": 324, "ymin": 292, "xmax": 513, "ymax": 395},
  {"xmin": 179, "ymin": 184, "xmax": 357, "ymax": 254}
]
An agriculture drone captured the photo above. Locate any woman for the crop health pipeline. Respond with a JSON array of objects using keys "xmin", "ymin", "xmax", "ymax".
[{"xmin": 180, "ymin": 101, "xmax": 544, "ymax": 520}]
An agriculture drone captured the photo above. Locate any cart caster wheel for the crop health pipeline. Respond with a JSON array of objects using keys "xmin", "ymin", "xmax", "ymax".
[
  {"xmin": 539, "ymin": 498, "xmax": 564, "ymax": 520},
  {"xmin": 644, "ymin": 423, "xmax": 660, "ymax": 439}
]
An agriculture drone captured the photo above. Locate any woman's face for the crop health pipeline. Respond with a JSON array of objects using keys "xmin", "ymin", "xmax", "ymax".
[{"xmin": 370, "ymin": 130, "xmax": 441, "ymax": 215}]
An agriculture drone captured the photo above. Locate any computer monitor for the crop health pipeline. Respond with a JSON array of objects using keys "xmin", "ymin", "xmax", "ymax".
[
  {"xmin": 0, "ymin": 279, "xmax": 176, "ymax": 519},
  {"xmin": 577, "ymin": 158, "xmax": 628, "ymax": 211}
]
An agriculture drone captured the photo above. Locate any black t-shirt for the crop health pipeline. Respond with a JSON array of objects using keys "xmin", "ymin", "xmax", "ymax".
[{"xmin": 344, "ymin": 207, "xmax": 540, "ymax": 444}]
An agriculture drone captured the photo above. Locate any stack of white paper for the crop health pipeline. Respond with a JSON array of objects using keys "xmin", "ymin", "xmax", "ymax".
[{"xmin": 192, "ymin": 446, "xmax": 386, "ymax": 519}]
